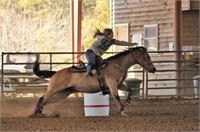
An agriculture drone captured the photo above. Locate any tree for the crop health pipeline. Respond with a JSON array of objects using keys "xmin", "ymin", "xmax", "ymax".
[
  {"xmin": 0, "ymin": 0, "xmax": 110, "ymax": 57},
  {"xmin": 0, "ymin": 0, "xmax": 71, "ymax": 53},
  {"xmin": 82, "ymin": 0, "xmax": 110, "ymax": 50}
]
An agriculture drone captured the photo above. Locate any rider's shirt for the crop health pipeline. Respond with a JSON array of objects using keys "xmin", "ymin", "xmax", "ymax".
[{"xmin": 88, "ymin": 36, "xmax": 136, "ymax": 56}]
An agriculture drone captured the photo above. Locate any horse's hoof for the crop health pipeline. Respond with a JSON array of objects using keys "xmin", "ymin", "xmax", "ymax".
[
  {"xmin": 126, "ymin": 102, "xmax": 130, "ymax": 105},
  {"xmin": 124, "ymin": 100, "xmax": 131, "ymax": 105},
  {"xmin": 121, "ymin": 110, "xmax": 128, "ymax": 117},
  {"xmin": 47, "ymin": 113, "xmax": 60, "ymax": 118},
  {"xmin": 28, "ymin": 113, "xmax": 46, "ymax": 118}
]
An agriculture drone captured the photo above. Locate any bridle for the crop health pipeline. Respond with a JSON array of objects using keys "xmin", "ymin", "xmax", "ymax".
[{"xmin": 129, "ymin": 48, "xmax": 149, "ymax": 70}]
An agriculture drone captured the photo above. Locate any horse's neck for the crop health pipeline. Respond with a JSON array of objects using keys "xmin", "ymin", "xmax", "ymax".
[{"xmin": 110, "ymin": 53, "xmax": 136, "ymax": 70}]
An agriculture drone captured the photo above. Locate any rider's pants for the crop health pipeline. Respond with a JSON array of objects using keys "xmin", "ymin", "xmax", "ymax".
[{"xmin": 85, "ymin": 50, "xmax": 102, "ymax": 73}]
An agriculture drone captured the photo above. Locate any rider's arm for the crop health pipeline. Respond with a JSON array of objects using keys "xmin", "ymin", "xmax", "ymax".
[{"xmin": 113, "ymin": 39, "xmax": 138, "ymax": 46}]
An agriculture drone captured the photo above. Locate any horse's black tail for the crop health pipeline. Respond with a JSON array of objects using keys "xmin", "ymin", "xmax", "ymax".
[{"xmin": 33, "ymin": 54, "xmax": 56, "ymax": 78}]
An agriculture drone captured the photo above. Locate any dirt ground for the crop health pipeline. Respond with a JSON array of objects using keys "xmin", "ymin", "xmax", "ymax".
[{"xmin": 0, "ymin": 95, "xmax": 199, "ymax": 131}]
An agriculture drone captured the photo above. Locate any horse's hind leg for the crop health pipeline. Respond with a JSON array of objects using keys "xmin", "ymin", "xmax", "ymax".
[
  {"xmin": 33, "ymin": 96, "xmax": 45, "ymax": 114},
  {"xmin": 44, "ymin": 89, "xmax": 75, "ymax": 104},
  {"xmin": 31, "ymin": 88, "xmax": 74, "ymax": 115}
]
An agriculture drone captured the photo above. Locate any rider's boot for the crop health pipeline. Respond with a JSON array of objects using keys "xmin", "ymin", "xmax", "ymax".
[
  {"xmin": 87, "ymin": 69, "xmax": 97, "ymax": 77},
  {"xmin": 102, "ymin": 90, "xmax": 110, "ymax": 95},
  {"xmin": 98, "ymin": 75, "xmax": 110, "ymax": 95},
  {"xmin": 87, "ymin": 70, "xmax": 94, "ymax": 76},
  {"xmin": 87, "ymin": 64, "xmax": 96, "ymax": 77}
]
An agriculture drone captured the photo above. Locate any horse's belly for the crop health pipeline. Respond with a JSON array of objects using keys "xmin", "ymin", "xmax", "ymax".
[{"xmin": 71, "ymin": 78, "xmax": 100, "ymax": 92}]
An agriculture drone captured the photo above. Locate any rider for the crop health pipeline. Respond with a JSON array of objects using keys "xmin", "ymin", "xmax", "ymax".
[{"xmin": 85, "ymin": 28, "xmax": 138, "ymax": 76}]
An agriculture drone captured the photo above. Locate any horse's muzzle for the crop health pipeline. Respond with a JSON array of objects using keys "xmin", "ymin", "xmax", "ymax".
[
  {"xmin": 149, "ymin": 67, "xmax": 156, "ymax": 73},
  {"xmin": 151, "ymin": 67, "xmax": 156, "ymax": 73}
]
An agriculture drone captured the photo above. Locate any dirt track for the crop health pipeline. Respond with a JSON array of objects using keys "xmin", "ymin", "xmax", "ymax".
[{"xmin": 0, "ymin": 96, "xmax": 199, "ymax": 131}]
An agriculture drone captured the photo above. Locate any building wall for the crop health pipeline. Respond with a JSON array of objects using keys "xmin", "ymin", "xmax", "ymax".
[
  {"xmin": 181, "ymin": 0, "xmax": 200, "ymax": 10},
  {"xmin": 113, "ymin": 0, "xmax": 174, "ymax": 51},
  {"xmin": 182, "ymin": 0, "xmax": 190, "ymax": 10},
  {"xmin": 112, "ymin": 0, "xmax": 176, "ymax": 96},
  {"xmin": 182, "ymin": 10, "xmax": 199, "ymax": 47},
  {"xmin": 181, "ymin": 10, "xmax": 199, "ymax": 96},
  {"xmin": 190, "ymin": 1, "xmax": 200, "ymax": 10},
  {"xmin": 112, "ymin": 0, "xmax": 199, "ymax": 97}
]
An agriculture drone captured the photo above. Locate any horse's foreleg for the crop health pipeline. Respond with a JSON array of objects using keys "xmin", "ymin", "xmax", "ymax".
[
  {"xmin": 108, "ymin": 84, "xmax": 125, "ymax": 114},
  {"xmin": 118, "ymin": 83, "xmax": 132, "ymax": 104},
  {"xmin": 113, "ymin": 94, "xmax": 124, "ymax": 112}
]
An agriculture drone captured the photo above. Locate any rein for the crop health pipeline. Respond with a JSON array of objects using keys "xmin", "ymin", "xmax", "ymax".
[
  {"xmin": 130, "ymin": 48, "xmax": 137, "ymax": 61},
  {"xmin": 115, "ymin": 63, "xmax": 126, "ymax": 72},
  {"xmin": 108, "ymin": 49, "xmax": 136, "ymax": 74}
]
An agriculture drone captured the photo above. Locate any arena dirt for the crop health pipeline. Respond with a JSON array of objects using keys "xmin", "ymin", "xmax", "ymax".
[{"xmin": 0, "ymin": 96, "xmax": 199, "ymax": 131}]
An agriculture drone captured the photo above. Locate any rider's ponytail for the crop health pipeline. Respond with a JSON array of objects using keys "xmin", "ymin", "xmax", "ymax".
[
  {"xmin": 93, "ymin": 28, "xmax": 113, "ymax": 38},
  {"xmin": 93, "ymin": 29, "xmax": 104, "ymax": 38}
]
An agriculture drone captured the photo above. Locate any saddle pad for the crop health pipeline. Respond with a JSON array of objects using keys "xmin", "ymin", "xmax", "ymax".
[
  {"xmin": 70, "ymin": 66, "xmax": 87, "ymax": 72},
  {"xmin": 70, "ymin": 61, "xmax": 108, "ymax": 73}
]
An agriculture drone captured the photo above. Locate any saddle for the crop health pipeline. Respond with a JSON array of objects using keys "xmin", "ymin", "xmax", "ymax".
[
  {"xmin": 70, "ymin": 60, "xmax": 108, "ymax": 73},
  {"xmin": 70, "ymin": 60, "xmax": 110, "ymax": 95},
  {"xmin": 70, "ymin": 61, "xmax": 110, "ymax": 95}
]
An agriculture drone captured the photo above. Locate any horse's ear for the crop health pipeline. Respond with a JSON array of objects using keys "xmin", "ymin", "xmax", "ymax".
[
  {"xmin": 139, "ymin": 47, "xmax": 144, "ymax": 53},
  {"xmin": 139, "ymin": 47, "xmax": 147, "ymax": 53}
]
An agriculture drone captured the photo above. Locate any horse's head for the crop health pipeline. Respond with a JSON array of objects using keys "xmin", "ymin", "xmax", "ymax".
[{"xmin": 131, "ymin": 47, "xmax": 156, "ymax": 73}]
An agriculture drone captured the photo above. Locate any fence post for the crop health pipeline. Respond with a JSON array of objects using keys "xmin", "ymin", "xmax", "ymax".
[
  {"xmin": 142, "ymin": 68, "xmax": 145, "ymax": 98},
  {"xmin": 145, "ymin": 70, "xmax": 148, "ymax": 99},
  {"xmin": 50, "ymin": 53, "xmax": 52, "ymax": 71},
  {"xmin": 1, "ymin": 52, "xmax": 4, "ymax": 95}
]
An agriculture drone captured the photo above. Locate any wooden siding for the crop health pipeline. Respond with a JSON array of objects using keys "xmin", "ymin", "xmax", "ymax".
[
  {"xmin": 182, "ymin": 0, "xmax": 190, "ymax": 10},
  {"xmin": 182, "ymin": 0, "xmax": 200, "ymax": 10},
  {"xmin": 113, "ymin": 24, "xmax": 129, "ymax": 52},
  {"xmin": 190, "ymin": 1, "xmax": 200, "ymax": 10},
  {"xmin": 113, "ymin": 0, "xmax": 176, "ymax": 96},
  {"xmin": 182, "ymin": 10, "xmax": 199, "ymax": 47},
  {"xmin": 112, "ymin": 0, "xmax": 199, "ymax": 97},
  {"xmin": 113, "ymin": 0, "xmax": 174, "ymax": 51}
]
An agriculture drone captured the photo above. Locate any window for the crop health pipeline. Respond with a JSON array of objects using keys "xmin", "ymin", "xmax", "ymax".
[{"xmin": 144, "ymin": 24, "xmax": 158, "ymax": 51}]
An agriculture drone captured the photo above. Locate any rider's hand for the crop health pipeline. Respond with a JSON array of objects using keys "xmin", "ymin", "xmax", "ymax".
[
  {"xmin": 133, "ymin": 42, "xmax": 138, "ymax": 46},
  {"xmin": 130, "ymin": 42, "xmax": 138, "ymax": 47}
]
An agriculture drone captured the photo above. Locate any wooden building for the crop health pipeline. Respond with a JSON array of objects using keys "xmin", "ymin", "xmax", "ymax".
[{"xmin": 111, "ymin": 0, "xmax": 199, "ymax": 97}]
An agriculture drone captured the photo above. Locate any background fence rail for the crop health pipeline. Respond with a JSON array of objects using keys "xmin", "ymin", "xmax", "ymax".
[{"xmin": 1, "ymin": 50, "xmax": 199, "ymax": 98}]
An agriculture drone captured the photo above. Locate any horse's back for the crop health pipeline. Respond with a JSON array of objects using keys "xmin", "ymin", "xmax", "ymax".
[
  {"xmin": 53, "ymin": 67, "xmax": 72, "ymax": 78},
  {"xmin": 48, "ymin": 68, "xmax": 73, "ymax": 87}
]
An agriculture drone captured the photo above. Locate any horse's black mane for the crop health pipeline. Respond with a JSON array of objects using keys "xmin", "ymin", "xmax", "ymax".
[{"xmin": 105, "ymin": 46, "xmax": 146, "ymax": 61}]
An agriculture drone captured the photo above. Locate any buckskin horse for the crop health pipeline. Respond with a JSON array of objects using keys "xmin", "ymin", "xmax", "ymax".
[{"xmin": 30, "ymin": 46, "xmax": 156, "ymax": 117}]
